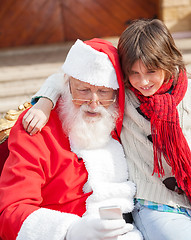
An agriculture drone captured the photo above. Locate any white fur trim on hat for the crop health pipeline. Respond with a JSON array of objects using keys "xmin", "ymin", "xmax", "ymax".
[{"xmin": 62, "ymin": 39, "xmax": 119, "ymax": 89}]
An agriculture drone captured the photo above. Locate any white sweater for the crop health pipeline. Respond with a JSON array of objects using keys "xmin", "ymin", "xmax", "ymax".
[
  {"xmin": 121, "ymin": 79, "xmax": 191, "ymax": 209},
  {"xmin": 33, "ymin": 73, "xmax": 191, "ymax": 209}
]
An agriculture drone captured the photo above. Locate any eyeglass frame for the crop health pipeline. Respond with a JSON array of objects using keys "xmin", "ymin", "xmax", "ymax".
[
  {"xmin": 69, "ymin": 78, "xmax": 117, "ymax": 107},
  {"xmin": 71, "ymin": 96, "xmax": 116, "ymax": 107}
]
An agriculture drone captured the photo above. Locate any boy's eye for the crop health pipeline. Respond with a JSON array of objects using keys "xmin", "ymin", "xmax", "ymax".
[
  {"xmin": 148, "ymin": 70, "xmax": 156, "ymax": 73},
  {"xmin": 130, "ymin": 71, "xmax": 138, "ymax": 75}
]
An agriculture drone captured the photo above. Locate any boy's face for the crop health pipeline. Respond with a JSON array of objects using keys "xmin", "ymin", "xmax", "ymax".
[{"xmin": 128, "ymin": 59, "xmax": 166, "ymax": 96}]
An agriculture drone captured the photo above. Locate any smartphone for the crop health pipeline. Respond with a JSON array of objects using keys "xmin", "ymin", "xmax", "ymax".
[{"xmin": 99, "ymin": 206, "xmax": 123, "ymax": 220}]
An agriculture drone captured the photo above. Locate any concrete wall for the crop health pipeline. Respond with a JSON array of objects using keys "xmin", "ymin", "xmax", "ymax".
[{"xmin": 160, "ymin": 0, "xmax": 191, "ymax": 34}]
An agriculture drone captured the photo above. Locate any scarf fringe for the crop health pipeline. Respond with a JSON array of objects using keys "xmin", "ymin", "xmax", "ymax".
[{"xmin": 151, "ymin": 117, "xmax": 191, "ymax": 201}]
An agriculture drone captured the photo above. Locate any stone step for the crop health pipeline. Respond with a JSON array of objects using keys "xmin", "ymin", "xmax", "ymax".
[
  {"xmin": 0, "ymin": 77, "xmax": 45, "ymax": 98},
  {"xmin": 0, "ymin": 63, "xmax": 63, "ymax": 117},
  {"xmin": 0, "ymin": 63, "xmax": 62, "ymax": 83},
  {"xmin": 175, "ymin": 38, "xmax": 191, "ymax": 51}
]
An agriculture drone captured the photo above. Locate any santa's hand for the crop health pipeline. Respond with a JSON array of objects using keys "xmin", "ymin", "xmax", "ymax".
[
  {"xmin": 66, "ymin": 216, "xmax": 133, "ymax": 240},
  {"xmin": 22, "ymin": 97, "xmax": 53, "ymax": 135}
]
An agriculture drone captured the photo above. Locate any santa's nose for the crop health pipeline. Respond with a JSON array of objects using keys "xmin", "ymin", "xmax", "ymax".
[{"xmin": 89, "ymin": 93, "xmax": 99, "ymax": 109}]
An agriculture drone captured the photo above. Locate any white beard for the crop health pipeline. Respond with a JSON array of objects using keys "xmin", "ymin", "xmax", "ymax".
[{"xmin": 57, "ymin": 82, "xmax": 118, "ymax": 150}]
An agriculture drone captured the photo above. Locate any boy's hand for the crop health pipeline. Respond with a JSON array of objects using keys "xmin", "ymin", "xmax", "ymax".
[{"xmin": 22, "ymin": 97, "xmax": 53, "ymax": 135}]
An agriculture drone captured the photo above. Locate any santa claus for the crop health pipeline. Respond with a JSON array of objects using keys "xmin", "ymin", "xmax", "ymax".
[{"xmin": 0, "ymin": 39, "xmax": 142, "ymax": 240}]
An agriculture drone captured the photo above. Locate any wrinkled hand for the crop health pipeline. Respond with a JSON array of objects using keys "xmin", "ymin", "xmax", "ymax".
[
  {"xmin": 66, "ymin": 216, "xmax": 133, "ymax": 240},
  {"xmin": 22, "ymin": 97, "xmax": 53, "ymax": 135}
]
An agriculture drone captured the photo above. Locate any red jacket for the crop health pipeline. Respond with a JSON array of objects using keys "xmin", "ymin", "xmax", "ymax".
[{"xmin": 0, "ymin": 110, "xmax": 91, "ymax": 239}]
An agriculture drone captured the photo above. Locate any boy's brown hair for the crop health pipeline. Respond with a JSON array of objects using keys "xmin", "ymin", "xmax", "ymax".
[{"xmin": 118, "ymin": 19, "xmax": 185, "ymax": 87}]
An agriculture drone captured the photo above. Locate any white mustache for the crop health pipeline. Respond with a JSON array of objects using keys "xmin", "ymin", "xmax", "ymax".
[{"xmin": 80, "ymin": 104, "xmax": 108, "ymax": 115}]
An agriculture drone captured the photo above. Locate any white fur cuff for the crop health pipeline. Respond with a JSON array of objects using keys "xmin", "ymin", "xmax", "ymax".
[{"xmin": 16, "ymin": 208, "xmax": 80, "ymax": 240}]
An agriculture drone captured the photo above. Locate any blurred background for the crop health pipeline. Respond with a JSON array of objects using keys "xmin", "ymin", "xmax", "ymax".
[{"xmin": 0, "ymin": 0, "xmax": 191, "ymax": 117}]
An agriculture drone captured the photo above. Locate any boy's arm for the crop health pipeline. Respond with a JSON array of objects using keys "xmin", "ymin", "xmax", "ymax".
[
  {"xmin": 23, "ymin": 72, "xmax": 63, "ymax": 135},
  {"xmin": 32, "ymin": 72, "xmax": 64, "ymax": 107}
]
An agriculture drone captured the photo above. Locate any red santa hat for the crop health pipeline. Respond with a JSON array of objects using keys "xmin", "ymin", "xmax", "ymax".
[
  {"xmin": 62, "ymin": 39, "xmax": 119, "ymax": 89},
  {"xmin": 62, "ymin": 38, "xmax": 125, "ymax": 139}
]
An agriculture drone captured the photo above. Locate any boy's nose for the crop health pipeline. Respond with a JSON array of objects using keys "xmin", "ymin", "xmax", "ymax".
[{"xmin": 141, "ymin": 77, "xmax": 149, "ymax": 85}]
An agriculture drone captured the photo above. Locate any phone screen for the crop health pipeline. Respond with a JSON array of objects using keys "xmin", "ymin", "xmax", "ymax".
[{"xmin": 99, "ymin": 206, "xmax": 123, "ymax": 220}]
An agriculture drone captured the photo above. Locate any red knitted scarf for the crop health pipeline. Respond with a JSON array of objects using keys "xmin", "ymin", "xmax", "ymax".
[{"xmin": 130, "ymin": 71, "xmax": 191, "ymax": 201}]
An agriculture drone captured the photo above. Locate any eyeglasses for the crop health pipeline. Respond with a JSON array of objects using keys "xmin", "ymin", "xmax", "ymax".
[
  {"xmin": 72, "ymin": 97, "xmax": 116, "ymax": 107},
  {"xmin": 69, "ymin": 78, "xmax": 116, "ymax": 107}
]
